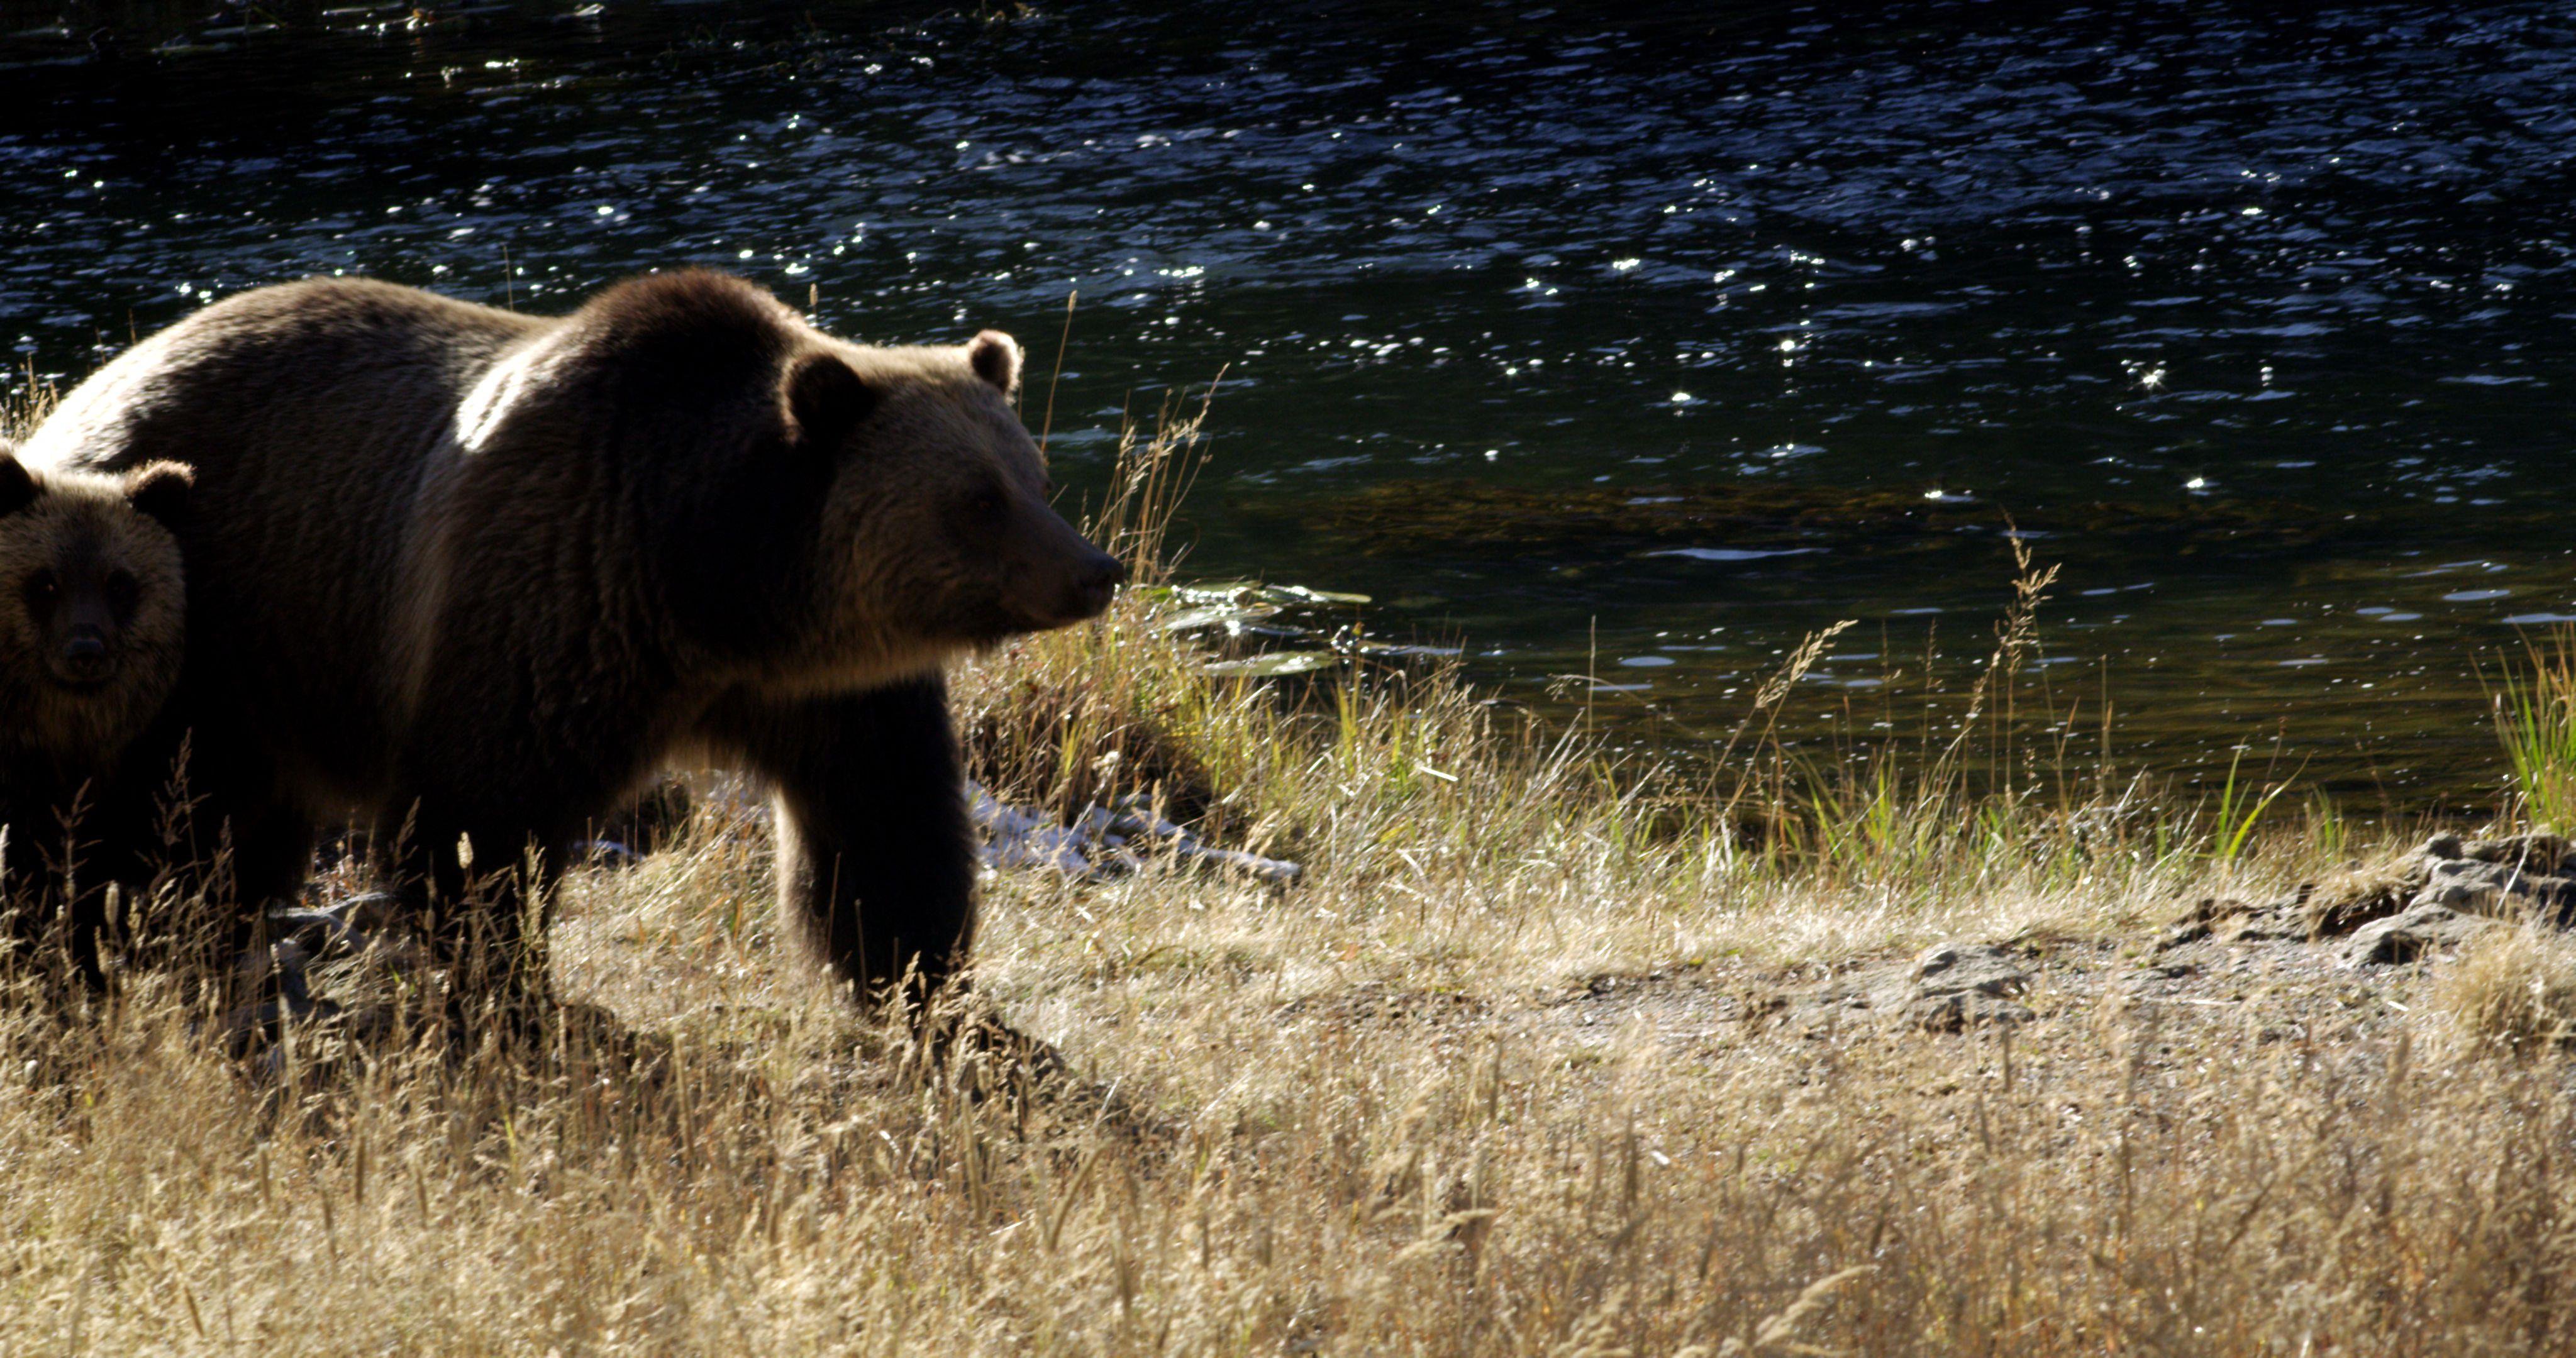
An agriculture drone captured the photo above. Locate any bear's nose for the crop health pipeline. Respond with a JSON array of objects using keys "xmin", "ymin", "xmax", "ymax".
[
  {"xmin": 1082, "ymin": 552, "xmax": 1131, "ymax": 592},
  {"xmin": 1070, "ymin": 550, "xmax": 1128, "ymax": 616},
  {"xmin": 58, "ymin": 631, "xmax": 110, "ymax": 683}
]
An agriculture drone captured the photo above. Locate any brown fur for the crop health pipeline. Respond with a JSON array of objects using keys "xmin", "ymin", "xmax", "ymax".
[
  {"xmin": 0, "ymin": 455, "xmax": 190, "ymax": 776},
  {"xmin": 22, "ymin": 271, "xmax": 1122, "ymax": 1003},
  {"xmin": 0, "ymin": 443, "xmax": 192, "ymax": 973}
]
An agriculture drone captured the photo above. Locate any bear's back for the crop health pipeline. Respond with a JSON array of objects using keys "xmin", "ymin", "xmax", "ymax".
[{"xmin": 23, "ymin": 279, "xmax": 552, "ymax": 804}]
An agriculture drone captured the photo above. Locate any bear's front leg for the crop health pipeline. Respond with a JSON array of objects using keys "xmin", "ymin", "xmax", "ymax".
[
  {"xmin": 121, "ymin": 713, "xmax": 318, "ymax": 982},
  {"xmin": 701, "ymin": 676, "xmax": 977, "ymax": 1004},
  {"xmin": 380, "ymin": 800, "xmax": 565, "ymax": 1018}
]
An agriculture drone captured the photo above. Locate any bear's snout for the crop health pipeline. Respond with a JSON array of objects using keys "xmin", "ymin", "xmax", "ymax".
[
  {"xmin": 1066, "ymin": 549, "xmax": 1129, "ymax": 621},
  {"xmin": 55, "ymin": 627, "xmax": 113, "ymax": 686}
]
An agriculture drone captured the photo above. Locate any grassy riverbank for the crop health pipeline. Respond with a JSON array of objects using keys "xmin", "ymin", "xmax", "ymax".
[{"xmin": 11, "ymin": 396, "xmax": 2576, "ymax": 1353}]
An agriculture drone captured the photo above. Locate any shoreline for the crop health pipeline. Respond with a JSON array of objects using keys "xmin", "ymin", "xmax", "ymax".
[{"xmin": 16, "ymin": 368, "xmax": 2576, "ymax": 1354}]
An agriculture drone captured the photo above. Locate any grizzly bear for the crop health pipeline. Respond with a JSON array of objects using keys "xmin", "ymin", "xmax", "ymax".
[
  {"xmin": 19, "ymin": 271, "xmax": 1124, "ymax": 1007},
  {"xmin": 0, "ymin": 439, "xmax": 193, "ymax": 975}
]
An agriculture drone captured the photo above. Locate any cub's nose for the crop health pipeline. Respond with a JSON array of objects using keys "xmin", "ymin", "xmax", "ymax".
[{"xmin": 57, "ymin": 631, "xmax": 111, "ymax": 684}]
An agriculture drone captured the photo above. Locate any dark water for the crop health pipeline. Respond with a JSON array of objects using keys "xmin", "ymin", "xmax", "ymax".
[{"xmin": 6, "ymin": 0, "xmax": 2575, "ymax": 809}]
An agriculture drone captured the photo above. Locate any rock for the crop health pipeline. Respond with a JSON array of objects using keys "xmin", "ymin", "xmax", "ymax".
[
  {"xmin": 2297, "ymin": 832, "xmax": 2576, "ymax": 939},
  {"xmin": 2302, "ymin": 837, "xmax": 2470, "ymax": 937},
  {"xmin": 2160, "ymin": 895, "xmax": 2306, "ymax": 949},
  {"xmin": 335, "ymin": 891, "xmax": 404, "ymax": 935},
  {"xmin": 970, "ymin": 789, "xmax": 1098, "ymax": 875},
  {"xmin": 2342, "ymin": 903, "xmax": 2501, "ymax": 968},
  {"xmin": 1182, "ymin": 842, "xmax": 1303, "ymax": 883},
  {"xmin": 1900, "ymin": 988, "xmax": 2035, "ymax": 1033},
  {"xmin": 2461, "ymin": 832, "xmax": 2572, "ymax": 868},
  {"xmin": 1909, "ymin": 941, "xmax": 2020, "ymax": 988},
  {"xmin": 577, "ymin": 839, "xmax": 642, "ymax": 868},
  {"xmin": 1110, "ymin": 799, "xmax": 1301, "ymax": 881},
  {"xmin": 231, "ymin": 938, "xmax": 315, "ymax": 1005},
  {"xmin": 967, "ymin": 781, "xmax": 1302, "ymax": 885},
  {"xmin": 1890, "ymin": 942, "xmax": 2035, "ymax": 1032},
  {"xmin": 1785, "ymin": 942, "xmax": 2036, "ymax": 1034},
  {"xmin": 2411, "ymin": 855, "xmax": 2576, "ymax": 925},
  {"xmin": 262, "ymin": 891, "xmax": 408, "ymax": 963},
  {"xmin": 213, "ymin": 889, "xmax": 431, "ymax": 1059}
]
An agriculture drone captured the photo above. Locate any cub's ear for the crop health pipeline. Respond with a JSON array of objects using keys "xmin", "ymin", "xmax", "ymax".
[
  {"xmin": 781, "ymin": 350, "xmax": 877, "ymax": 453},
  {"xmin": 123, "ymin": 461, "xmax": 194, "ymax": 530},
  {"xmin": 0, "ymin": 450, "xmax": 36, "ymax": 519},
  {"xmin": 967, "ymin": 330, "xmax": 1021, "ymax": 399}
]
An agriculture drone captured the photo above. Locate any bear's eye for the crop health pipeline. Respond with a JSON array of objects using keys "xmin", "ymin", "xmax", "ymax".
[
  {"xmin": 23, "ymin": 569, "xmax": 56, "ymax": 609},
  {"xmin": 105, "ymin": 570, "xmax": 142, "ymax": 618},
  {"xmin": 966, "ymin": 485, "xmax": 1006, "ymax": 519}
]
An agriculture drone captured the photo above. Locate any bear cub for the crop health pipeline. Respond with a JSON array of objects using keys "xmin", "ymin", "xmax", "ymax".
[{"xmin": 0, "ymin": 438, "xmax": 192, "ymax": 968}]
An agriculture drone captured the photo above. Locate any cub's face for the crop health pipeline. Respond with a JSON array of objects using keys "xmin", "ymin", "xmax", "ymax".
[
  {"xmin": 782, "ymin": 332, "xmax": 1126, "ymax": 675},
  {"xmin": 0, "ymin": 453, "xmax": 192, "ymax": 759}
]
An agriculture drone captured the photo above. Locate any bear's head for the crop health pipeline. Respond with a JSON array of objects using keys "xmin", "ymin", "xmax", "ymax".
[
  {"xmin": 0, "ymin": 448, "xmax": 193, "ymax": 764},
  {"xmin": 562, "ymin": 272, "xmax": 1126, "ymax": 693},
  {"xmin": 746, "ymin": 330, "xmax": 1128, "ymax": 687}
]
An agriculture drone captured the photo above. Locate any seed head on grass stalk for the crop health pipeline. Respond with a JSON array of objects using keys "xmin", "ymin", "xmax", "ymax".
[{"xmin": 1, "ymin": 363, "xmax": 60, "ymax": 441}]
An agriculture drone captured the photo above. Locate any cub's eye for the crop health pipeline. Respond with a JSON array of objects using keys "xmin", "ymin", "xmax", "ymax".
[
  {"xmin": 23, "ymin": 569, "xmax": 56, "ymax": 608},
  {"xmin": 106, "ymin": 570, "xmax": 142, "ymax": 617},
  {"xmin": 1041, "ymin": 477, "xmax": 1060, "ymax": 499},
  {"xmin": 967, "ymin": 485, "xmax": 1006, "ymax": 518}
]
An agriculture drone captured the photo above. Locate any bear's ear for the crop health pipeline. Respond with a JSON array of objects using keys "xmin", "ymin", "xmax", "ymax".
[
  {"xmin": 967, "ymin": 330, "xmax": 1021, "ymax": 399},
  {"xmin": 781, "ymin": 351, "xmax": 878, "ymax": 453},
  {"xmin": 122, "ymin": 460, "xmax": 195, "ymax": 531},
  {"xmin": 0, "ymin": 450, "xmax": 36, "ymax": 519}
]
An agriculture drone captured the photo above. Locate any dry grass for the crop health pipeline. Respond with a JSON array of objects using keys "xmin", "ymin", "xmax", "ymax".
[
  {"xmin": 1, "ymin": 367, "xmax": 58, "ymax": 444},
  {"xmin": 11, "ymin": 385, "xmax": 2576, "ymax": 1353},
  {"xmin": 2431, "ymin": 925, "xmax": 2576, "ymax": 1055}
]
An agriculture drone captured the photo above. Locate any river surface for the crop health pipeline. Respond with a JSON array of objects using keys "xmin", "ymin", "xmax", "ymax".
[{"xmin": 6, "ymin": 1, "xmax": 2574, "ymax": 810}]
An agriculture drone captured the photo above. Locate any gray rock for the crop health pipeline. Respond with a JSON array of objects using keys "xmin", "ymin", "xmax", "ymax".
[
  {"xmin": 1909, "ymin": 941, "xmax": 2024, "ymax": 989},
  {"xmin": 2293, "ymin": 832, "xmax": 2576, "ymax": 941},
  {"xmin": 967, "ymin": 781, "xmax": 1301, "ymax": 885},
  {"xmin": 2158, "ymin": 895, "xmax": 2309, "ymax": 950},
  {"xmin": 577, "ymin": 839, "xmax": 642, "ymax": 868},
  {"xmin": 261, "ymin": 890, "xmax": 409, "ymax": 963},
  {"xmin": 219, "ymin": 890, "xmax": 430, "ymax": 1052},
  {"xmin": 1890, "ymin": 942, "xmax": 2035, "ymax": 1031},
  {"xmin": 2459, "ymin": 832, "xmax": 2573, "ymax": 869},
  {"xmin": 333, "ymin": 891, "xmax": 404, "ymax": 935},
  {"xmin": 2411, "ymin": 856, "xmax": 2576, "ymax": 925},
  {"xmin": 1899, "ymin": 989, "xmax": 2036, "ymax": 1033},
  {"xmin": 2342, "ymin": 903, "xmax": 2501, "ymax": 968},
  {"xmin": 268, "ymin": 908, "xmax": 357, "ymax": 958},
  {"xmin": 970, "ymin": 788, "xmax": 1098, "ymax": 875},
  {"xmin": 1789, "ymin": 942, "xmax": 2036, "ymax": 1034}
]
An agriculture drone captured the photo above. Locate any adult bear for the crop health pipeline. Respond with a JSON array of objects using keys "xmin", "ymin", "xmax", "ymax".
[{"xmin": 20, "ymin": 270, "xmax": 1125, "ymax": 1005}]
